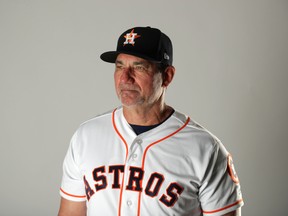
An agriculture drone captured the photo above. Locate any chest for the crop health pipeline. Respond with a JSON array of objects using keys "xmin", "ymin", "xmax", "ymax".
[{"xmin": 78, "ymin": 132, "xmax": 205, "ymax": 215}]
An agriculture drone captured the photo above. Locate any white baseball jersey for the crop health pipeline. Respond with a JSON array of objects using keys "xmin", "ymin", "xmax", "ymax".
[{"xmin": 60, "ymin": 107, "xmax": 243, "ymax": 216}]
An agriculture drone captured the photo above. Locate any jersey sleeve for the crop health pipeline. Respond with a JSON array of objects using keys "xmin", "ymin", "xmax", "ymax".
[
  {"xmin": 59, "ymin": 130, "xmax": 86, "ymax": 202},
  {"xmin": 199, "ymin": 140, "xmax": 244, "ymax": 216}
]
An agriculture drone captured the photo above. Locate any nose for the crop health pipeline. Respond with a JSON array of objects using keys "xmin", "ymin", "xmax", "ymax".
[{"xmin": 120, "ymin": 67, "xmax": 134, "ymax": 83}]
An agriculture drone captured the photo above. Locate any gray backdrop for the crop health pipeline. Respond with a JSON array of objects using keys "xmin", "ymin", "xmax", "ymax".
[{"xmin": 0, "ymin": 0, "xmax": 287, "ymax": 215}]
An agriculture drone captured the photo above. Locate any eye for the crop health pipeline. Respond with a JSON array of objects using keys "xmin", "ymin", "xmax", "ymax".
[
  {"xmin": 115, "ymin": 64, "xmax": 124, "ymax": 71},
  {"xmin": 134, "ymin": 65, "xmax": 147, "ymax": 72}
]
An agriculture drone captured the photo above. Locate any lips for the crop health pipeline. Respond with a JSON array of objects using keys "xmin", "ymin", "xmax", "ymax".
[
  {"xmin": 118, "ymin": 88, "xmax": 140, "ymax": 99},
  {"xmin": 119, "ymin": 84, "xmax": 140, "ymax": 92},
  {"xmin": 120, "ymin": 89, "xmax": 139, "ymax": 96}
]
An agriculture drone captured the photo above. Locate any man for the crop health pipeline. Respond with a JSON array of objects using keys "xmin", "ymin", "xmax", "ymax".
[{"xmin": 58, "ymin": 26, "xmax": 243, "ymax": 216}]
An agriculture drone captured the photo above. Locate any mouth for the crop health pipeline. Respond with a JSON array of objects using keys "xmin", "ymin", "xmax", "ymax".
[
  {"xmin": 121, "ymin": 88, "xmax": 138, "ymax": 92},
  {"xmin": 118, "ymin": 86, "xmax": 140, "ymax": 98},
  {"xmin": 119, "ymin": 89, "xmax": 139, "ymax": 95},
  {"xmin": 119, "ymin": 85, "xmax": 139, "ymax": 92}
]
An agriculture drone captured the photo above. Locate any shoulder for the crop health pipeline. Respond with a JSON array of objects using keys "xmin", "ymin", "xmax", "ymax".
[
  {"xmin": 69, "ymin": 108, "xmax": 118, "ymax": 150},
  {"xmin": 173, "ymin": 110, "xmax": 219, "ymax": 142},
  {"xmin": 77, "ymin": 108, "xmax": 116, "ymax": 131},
  {"xmin": 172, "ymin": 110, "xmax": 228, "ymax": 156},
  {"xmin": 69, "ymin": 108, "xmax": 119, "ymax": 144}
]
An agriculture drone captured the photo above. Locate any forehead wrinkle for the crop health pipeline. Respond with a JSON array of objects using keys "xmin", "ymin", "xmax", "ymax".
[
  {"xmin": 116, "ymin": 54, "xmax": 151, "ymax": 65},
  {"xmin": 115, "ymin": 59, "xmax": 151, "ymax": 68}
]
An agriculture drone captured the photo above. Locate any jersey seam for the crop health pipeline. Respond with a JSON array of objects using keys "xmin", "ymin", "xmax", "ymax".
[{"xmin": 79, "ymin": 109, "xmax": 114, "ymax": 127}]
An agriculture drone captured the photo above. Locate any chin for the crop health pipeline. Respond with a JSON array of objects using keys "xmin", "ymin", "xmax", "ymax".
[{"xmin": 121, "ymin": 99, "xmax": 144, "ymax": 108}]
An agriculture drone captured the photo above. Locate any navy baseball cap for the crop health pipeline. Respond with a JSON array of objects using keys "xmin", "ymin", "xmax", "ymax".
[{"xmin": 100, "ymin": 26, "xmax": 173, "ymax": 66}]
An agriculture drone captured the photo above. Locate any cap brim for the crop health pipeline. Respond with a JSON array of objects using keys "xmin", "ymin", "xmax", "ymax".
[
  {"xmin": 100, "ymin": 51, "xmax": 119, "ymax": 63},
  {"xmin": 100, "ymin": 51, "xmax": 161, "ymax": 64}
]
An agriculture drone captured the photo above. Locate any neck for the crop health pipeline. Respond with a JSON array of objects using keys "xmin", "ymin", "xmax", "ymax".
[{"xmin": 123, "ymin": 103, "xmax": 173, "ymax": 126}]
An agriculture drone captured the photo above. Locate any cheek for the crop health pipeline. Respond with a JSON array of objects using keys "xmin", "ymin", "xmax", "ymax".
[
  {"xmin": 152, "ymin": 75, "xmax": 163, "ymax": 90},
  {"xmin": 114, "ymin": 74, "xmax": 120, "ymax": 92},
  {"xmin": 114, "ymin": 72, "xmax": 118, "ymax": 83},
  {"xmin": 142, "ymin": 78, "xmax": 160, "ymax": 97},
  {"xmin": 114, "ymin": 72, "xmax": 121, "ymax": 84}
]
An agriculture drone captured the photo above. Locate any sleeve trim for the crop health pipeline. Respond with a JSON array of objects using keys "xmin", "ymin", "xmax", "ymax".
[
  {"xmin": 202, "ymin": 199, "xmax": 243, "ymax": 214},
  {"xmin": 60, "ymin": 188, "xmax": 86, "ymax": 199}
]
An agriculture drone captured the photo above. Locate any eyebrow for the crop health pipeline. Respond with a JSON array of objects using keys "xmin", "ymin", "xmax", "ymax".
[
  {"xmin": 115, "ymin": 59, "xmax": 150, "ymax": 67},
  {"xmin": 115, "ymin": 60, "xmax": 123, "ymax": 65}
]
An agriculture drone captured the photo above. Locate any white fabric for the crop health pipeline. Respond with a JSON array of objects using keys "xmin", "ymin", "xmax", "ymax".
[{"xmin": 60, "ymin": 107, "xmax": 243, "ymax": 215}]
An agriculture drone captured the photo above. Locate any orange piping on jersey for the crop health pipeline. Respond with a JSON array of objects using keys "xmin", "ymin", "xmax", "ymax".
[
  {"xmin": 202, "ymin": 199, "xmax": 243, "ymax": 214},
  {"xmin": 60, "ymin": 188, "xmax": 86, "ymax": 198},
  {"xmin": 112, "ymin": 108, "xmax": 129, "ymax": 216},
  {"xmin": 137, "ymin": 117, "xmax": 191, "ymax": 216},
  {"xmin": 112, "ymin": 108, "xmax": 129, "ymax": 159}
]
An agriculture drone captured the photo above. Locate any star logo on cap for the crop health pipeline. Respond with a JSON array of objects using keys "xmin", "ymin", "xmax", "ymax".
[{"xmin": 123, "ymin": 29, "xmax": 141, "ymax": 46}]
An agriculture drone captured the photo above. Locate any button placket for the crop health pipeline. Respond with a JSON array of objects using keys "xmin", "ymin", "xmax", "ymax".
[
  {"xmin": 120, "ymin": 138, "xmax": 145, "ymax": 215},
  {"xmin": 128, "ymin": 138, "xmax": 143, "ymax": 163}
]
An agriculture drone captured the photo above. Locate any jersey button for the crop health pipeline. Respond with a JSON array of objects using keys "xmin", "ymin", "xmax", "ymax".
[
  {"xmin": 132, "ymin": 154, "xmax": 138, "ymax": 160},
  {"xmin": 136, "ymin": 139, "xmax": 142, "ymax": 144},
  {"xmin": 127, "ymin": 200, "xmax": 132, "ymax": 207}
]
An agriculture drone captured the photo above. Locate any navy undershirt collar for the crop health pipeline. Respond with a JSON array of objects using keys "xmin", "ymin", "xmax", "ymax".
[{"xmin": 129, "ymin": 110, "xmax": 175, "ymax": 135}]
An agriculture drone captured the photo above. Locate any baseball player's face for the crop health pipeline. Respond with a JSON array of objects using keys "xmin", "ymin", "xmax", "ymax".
[{"xmin": 114, "ymin": 54, "xmax": 164, "ymax": 108}]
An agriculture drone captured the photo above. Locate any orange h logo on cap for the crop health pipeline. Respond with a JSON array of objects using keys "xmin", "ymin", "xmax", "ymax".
[{"xmin": 123, "ymin": 29, "xmax": 141, "ymax": 46}]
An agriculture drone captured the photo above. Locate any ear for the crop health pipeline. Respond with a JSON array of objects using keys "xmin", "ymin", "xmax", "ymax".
[{"xmin": 162, "ymin": 66, "xmax": 175, "ymax": 87}]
